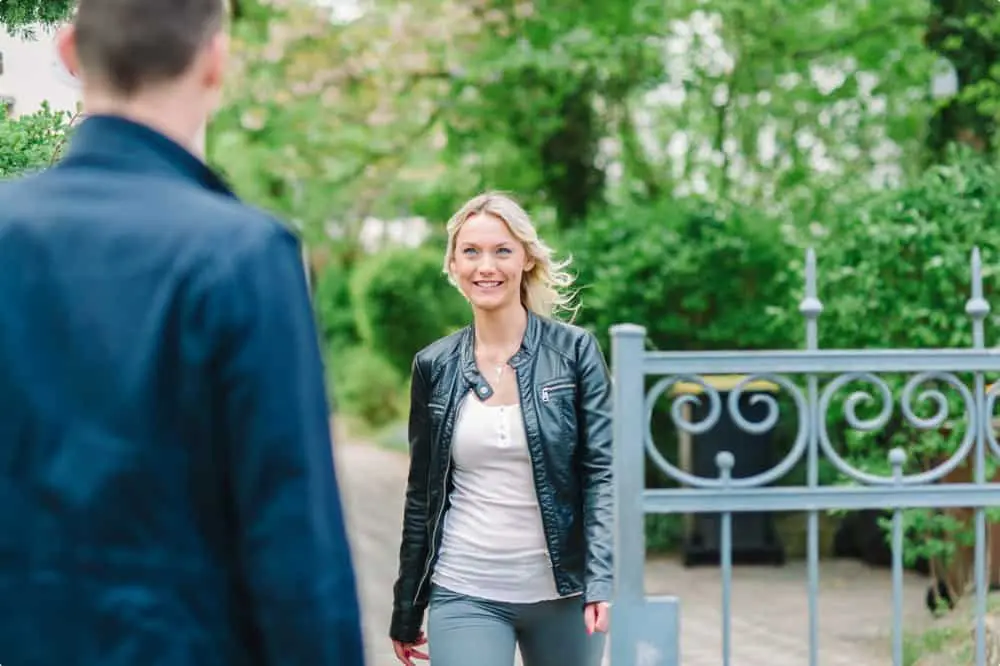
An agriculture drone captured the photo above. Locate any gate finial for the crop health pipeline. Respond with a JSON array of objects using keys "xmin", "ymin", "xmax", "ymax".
[
  {"xmin": 966, "ymin": 247, "xmax": 989, "ymax": 350},
  {"xmin": 799, "ymin": 248, "xmax": 823, "ymax": 350}
]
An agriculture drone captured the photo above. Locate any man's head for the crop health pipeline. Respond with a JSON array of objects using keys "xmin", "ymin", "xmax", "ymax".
[{"xmin": 56, "ymin": 0, "xmax": 229, "ymax": 149}]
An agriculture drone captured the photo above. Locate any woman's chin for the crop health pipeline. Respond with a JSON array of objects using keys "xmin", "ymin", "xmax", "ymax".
[{"xmin": 469, "ymin": 294, "xmax": 516, "ymax": 312}]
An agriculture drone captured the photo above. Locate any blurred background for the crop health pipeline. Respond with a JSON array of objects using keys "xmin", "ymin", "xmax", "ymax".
[{"xmin": 4, "ymin": 1, "xmax": 1000, "ymax": 664}]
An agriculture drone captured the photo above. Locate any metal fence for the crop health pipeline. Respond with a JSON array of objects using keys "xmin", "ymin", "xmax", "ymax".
[{"xmin": 608, "ymin": 248, "xmax": 1000, "ymax": 666}]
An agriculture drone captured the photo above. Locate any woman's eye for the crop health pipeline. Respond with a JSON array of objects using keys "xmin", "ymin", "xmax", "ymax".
[
  {"xmin": 497, "ymin": 247, "xmax": 512, "ymax": 255},
  {"xmin": 462, "ymin": 247, "xmax": 478, "ymax": 255}
]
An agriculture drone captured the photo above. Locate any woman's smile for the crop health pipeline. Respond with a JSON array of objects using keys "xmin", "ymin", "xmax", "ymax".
[{"xmin": 473, "ymin": 279, "xmax": 505, "ymax": 290}]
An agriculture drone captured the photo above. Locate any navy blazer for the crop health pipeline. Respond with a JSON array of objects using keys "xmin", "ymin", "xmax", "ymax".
[{"xmin": 0, "ymin": 116, "xmax": 365, "ymax": 666}]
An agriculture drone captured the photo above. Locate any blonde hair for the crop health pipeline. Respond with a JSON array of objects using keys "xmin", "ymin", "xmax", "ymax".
[{"xmin": 443, "ymin": 192, "xmax": 578, "ymax": 319}]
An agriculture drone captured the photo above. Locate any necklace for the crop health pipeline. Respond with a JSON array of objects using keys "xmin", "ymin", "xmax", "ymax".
[
  {"xmin": 477, "ymin": 356, "xmax": 508, "ymax": 385},
  {"xmin": 476, "ymin": 341, "xmax": 517, "ymax": 384}
]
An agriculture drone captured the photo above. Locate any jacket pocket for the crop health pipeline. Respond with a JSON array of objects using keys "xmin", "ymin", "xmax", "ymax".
[
  {"xmin": 539, "ymin": 378, "xmax": 579, "ymax": 441},
  {"xmin": 540, "ymin": 378, "xmax": 576, "ymax": 404},
  {"xmin": 427, "ymin": 401, "xmax": 447, "ymax": 432}
]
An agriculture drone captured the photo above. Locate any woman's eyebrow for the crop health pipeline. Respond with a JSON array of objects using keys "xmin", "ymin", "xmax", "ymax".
[{"xmin": 459, "ymin": 240, "xmax": 512, "ymax": 248}]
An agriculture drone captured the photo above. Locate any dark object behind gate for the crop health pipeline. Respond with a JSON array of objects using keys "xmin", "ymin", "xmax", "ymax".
[{"xmin": 682, "ymin": 384, "xmax": 786, "ymax": 567}]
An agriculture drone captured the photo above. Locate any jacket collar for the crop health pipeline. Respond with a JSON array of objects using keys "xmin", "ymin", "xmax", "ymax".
[
  {"xmin": 460, "ymin": 308, "xmax": 542, "ymax": 400},
  {"xmin": 60, "ymin": 114, "xmax": 236, "ymax": 199}
]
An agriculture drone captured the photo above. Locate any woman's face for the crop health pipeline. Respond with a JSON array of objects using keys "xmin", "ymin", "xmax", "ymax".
[{"xmin": 450, "ymin": 212, "xmax": 534, "ymax": 314}]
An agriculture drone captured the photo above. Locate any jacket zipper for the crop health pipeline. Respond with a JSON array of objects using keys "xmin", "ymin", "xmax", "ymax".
[
  {"xmin": 541, "ymin": 382, "xmax": 574, "ymax": 403},
  {"xmin": 526, "ymin": 374, "xmax": 558, "ymax": 572},
  {"xmin": 413, "ymin": 406, "xmax": 454, "ymax": 605}
]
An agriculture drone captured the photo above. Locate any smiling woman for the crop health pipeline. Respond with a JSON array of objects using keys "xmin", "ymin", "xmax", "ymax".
[
  {"xmin": 442, "ymin": 193, "xmax": 577, "ymax": 320},
  {"xmin": 389, "ymin": 192, "xmax": 614, "ymax": 666}
]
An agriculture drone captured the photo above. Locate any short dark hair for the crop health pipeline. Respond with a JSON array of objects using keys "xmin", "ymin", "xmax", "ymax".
[{"xmin": 74, "ymin": 0, "xmax": 225, "ymax": 96}]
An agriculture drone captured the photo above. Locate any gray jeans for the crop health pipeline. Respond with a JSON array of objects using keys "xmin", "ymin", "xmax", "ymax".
[{"xmin": 426, "ymin": 585, "xmax": 606, "ymax": 666}]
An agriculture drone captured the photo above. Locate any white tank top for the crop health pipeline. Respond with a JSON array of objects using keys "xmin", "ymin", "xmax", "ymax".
[{"xmin": 431, "ymin": 393, "xmax": 562, "ymax": 603}]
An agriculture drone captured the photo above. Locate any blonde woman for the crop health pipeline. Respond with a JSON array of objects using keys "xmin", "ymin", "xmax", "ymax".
[{"xmin": 389, "ymin": 193, "xmax": 613, "ymax": 666}]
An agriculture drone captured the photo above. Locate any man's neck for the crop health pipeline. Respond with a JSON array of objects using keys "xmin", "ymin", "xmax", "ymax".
[{"xmin": 82, "ymin": 87, "xmax": 206, "ymax": 157}]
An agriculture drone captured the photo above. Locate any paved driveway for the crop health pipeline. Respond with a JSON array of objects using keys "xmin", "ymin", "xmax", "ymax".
[{"xmin": 335, "ymin": 440, "xmax": 934, "ymax": 666}]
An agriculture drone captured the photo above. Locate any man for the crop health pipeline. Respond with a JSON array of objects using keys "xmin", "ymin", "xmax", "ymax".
[{"xmin": 0, "ymin": 1, "xmax": 365, "ymax": 665}]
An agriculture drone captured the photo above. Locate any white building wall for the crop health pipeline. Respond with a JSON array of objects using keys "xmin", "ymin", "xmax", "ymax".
[{"xmin": 0, "ymin": 27, "xmax": 81, "ymax": 117}]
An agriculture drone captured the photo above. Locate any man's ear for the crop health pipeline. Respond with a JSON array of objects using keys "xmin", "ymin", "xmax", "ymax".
[
  {"xmin": 55, "ymin": 24, "xmax": 80, "ymax": 81},
  {"xmin": 201, "ymin": 32, "xmax": 230, "ymax": 93}
]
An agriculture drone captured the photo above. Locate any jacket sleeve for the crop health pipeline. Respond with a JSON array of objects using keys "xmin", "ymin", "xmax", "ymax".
[
  {"xmin": 576, "ymin": 331, "xmax": 615, "ymax": 604},
  {"xmin": 389, "ymin": 356, "xmax": 433, "ymax": 643},
  {"xmin": 214, "ymin": 226, "xmax": 365, "ymax": 666}
]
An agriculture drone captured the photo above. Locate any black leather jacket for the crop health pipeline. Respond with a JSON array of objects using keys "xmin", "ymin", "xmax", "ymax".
[{"xmin": 389, "ymin": 311, "xmax": 614, "ymax": 643}]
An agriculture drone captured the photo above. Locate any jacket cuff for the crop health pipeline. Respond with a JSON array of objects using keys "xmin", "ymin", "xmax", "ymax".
[
  {"xmin": 584, "ymin": 580, "xmax": 614, "ymax": 605},
  {"xmin": 389, "ymin": 606, "xmax": 426, "ymax": 644}
]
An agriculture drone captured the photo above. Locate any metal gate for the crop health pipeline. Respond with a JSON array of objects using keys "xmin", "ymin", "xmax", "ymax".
[{"xmin": 608, "ymin": 248, "xmax": 1000, "ymax": 666}]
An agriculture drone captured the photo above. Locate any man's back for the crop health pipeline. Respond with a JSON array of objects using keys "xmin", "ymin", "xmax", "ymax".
[{"xmin": 0, "ymin": 116, "xmax": 365, "ymax": 665}]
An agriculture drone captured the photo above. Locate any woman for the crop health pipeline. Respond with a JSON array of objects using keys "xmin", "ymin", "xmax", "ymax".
[{"xmin": 389, "ymin": 192, "xmax": 614, "ymax": 666}]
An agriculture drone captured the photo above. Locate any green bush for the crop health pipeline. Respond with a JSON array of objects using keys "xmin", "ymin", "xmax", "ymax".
[
  {"xmin": 801, "ymin": 149, "xmax": 1000, "ymax": 476},
  {"xmin": 565, "ymin": 198, "xmax": 798, "ymax": 553},
  {"xmin": 313, "ymin": 257, "xmax": 361, "ymax": 354},
  {"xmin": 327, "ymin": 345, "xmax": 405, "ymax": 429},
  {"xmin": 567, "ymin": 198, "xmax": 797, "ymax": 353},
  {"xmin": 809, "ymin": 147, "xmax": 1000, "ymax": 352},
  {"xmin": 0, "ymin": 103, "xmax": 73, "ymax": 179},
  {"xmin": 351, "ymin": 244, "xmax": 470, "ymax": 376},
  {"xmin": 790, "ymin": 148, "xmax": 1000, "ymax": 587}
]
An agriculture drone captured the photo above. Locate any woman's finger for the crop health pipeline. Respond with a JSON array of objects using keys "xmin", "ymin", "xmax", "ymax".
[
  {"xmin": 392, "ymin": 641, "xmax": 416, "ymax": 666},
  {"xmin": 595, "ymin": 602, "xmax": 611, "ymax": 633},
  {"xmin": 409, "ymin": 647, "xmax": 430, "ymax": 660},
  {"xmin": 583, "ymin": 604, "xmax": 597, "ymax": 634}
]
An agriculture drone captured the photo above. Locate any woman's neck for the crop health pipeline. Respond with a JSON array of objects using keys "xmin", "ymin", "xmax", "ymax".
[{"xmin": 473, "ymin": 304, "xmax": 528, "ymax": 356}]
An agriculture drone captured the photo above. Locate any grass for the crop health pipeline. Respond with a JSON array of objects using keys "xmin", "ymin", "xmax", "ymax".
[
  {"xmin": 903, "ymin": 623, "xmax": 969, "ymax": 666},
  {"xmin": 901, "ymin": 595, "xmax": 1000, "ymax": 666}
]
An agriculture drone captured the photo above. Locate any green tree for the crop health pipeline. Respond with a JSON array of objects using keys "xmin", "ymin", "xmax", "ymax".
[{"xmin": 0, "ymin": 0, "xmax": 72, "ymax": 31}]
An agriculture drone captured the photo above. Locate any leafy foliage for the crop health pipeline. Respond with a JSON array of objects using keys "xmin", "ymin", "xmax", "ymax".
[
  {"xmin": 925, "ymin": 0, "xmax": 1000, "ymax": 159},
  {"xmin": 350, "ymin": 244, "xmax": 469, "ymax": 376},
  {"xmin": 813, "ymin": 146, "xmax": 1000, "ymax": 353},
  {"xmin": 209, "ymin": 0, "xmax": 1000, "ymax": 567},
  {"xmin": 781, "ymin": 148, "xmax": 1000, "ymax": 589},
  {"xmin": 0, "ymin": 0, "xmax": 73, "ymax": 31},
  {"xmin": 0, "ymin": 104, "xmax": 72, "ymax": 178},
  {"xmin": 312, "ymin": 256, "xmax": 361, "ymax": 355},
  {"xmin": 328, "ymin": 345, "xmax": 405, "ymax": 429},
  {"xmin": 569, "ymin": 198, "xmax": 797, "ymax": 353}
]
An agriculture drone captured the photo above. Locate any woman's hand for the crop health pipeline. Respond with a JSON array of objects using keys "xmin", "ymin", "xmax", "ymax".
[
  {"xmin": 583, "ymin": 601, "xmax": 611, "ymax": 634},
  {"xmin": 392, "ymin": 632, "xmax": 429, "ymax": 665}
]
